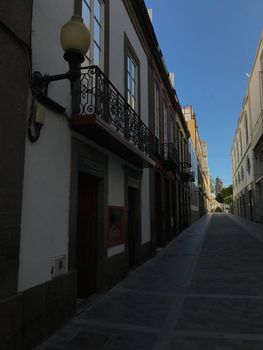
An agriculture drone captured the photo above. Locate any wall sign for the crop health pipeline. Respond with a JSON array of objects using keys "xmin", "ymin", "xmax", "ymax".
[{"xmin": 108, "ymin": 206, "xmax": 125, "ymax": 247}]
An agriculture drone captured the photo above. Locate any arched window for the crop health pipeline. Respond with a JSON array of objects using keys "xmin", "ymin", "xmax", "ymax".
[
  {"xmin": 246, "ymin": 156, "xmax": 251, "ymax": 175},
  {"xmin": 236, "ymin": 140, "xmax": 239, "ymax": 162},
  {"xmin": 241, "ymin": 166, "xmax": 244, "ymax": 181},
  {"xmin": 239, "ymin": 131, "xmax": 243, "ymax": 157},
  {"xmin": 163, "ymin": 101, "xmax": 168, "ymax": 142},
  {"xmin": 244, "ymin": 114, "xmax": 249, "ymax": 145}
]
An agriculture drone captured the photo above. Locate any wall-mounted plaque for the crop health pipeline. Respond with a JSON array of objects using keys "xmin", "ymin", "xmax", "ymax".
[{"xmin": 108, "ymin": 206, "xmax": 125, "ymax": 247}]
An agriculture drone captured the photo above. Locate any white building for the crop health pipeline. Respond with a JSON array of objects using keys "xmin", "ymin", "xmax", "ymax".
[{"xmin": 232, "ymin": 31, "xmax": 263, "ymax": 223}]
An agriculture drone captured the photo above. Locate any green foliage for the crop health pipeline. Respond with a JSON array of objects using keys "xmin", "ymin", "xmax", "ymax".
[
  {"xmin": 220, "ymin": 185, "xmax": 233, "ymax": 199},
  {"xmin": 215, "ymin": 193, "xmax": 224, "ymax": 203},
  {"xmin": 220, "ymin": 185, "xmax": 233, "ymax": 205}
]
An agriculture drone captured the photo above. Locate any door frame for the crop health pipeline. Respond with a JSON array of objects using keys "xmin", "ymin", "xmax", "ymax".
[
  {"xmin": 123, "ymin": 165, "xmax": 142, "ymax": 266},
  {"xmin": 69, "ymin": 138, "xmax": 108, "ymax": 294}
]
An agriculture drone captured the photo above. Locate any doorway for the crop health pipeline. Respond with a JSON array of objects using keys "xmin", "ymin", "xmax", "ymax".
[
  {"xmin": 127, "ymin": 186, "xmax": 139, "ymax": 267},
  {"xmin": 155, "ymin": 173, "xmax": 162, "ymax": 247},
  {"xmin": 76, "ymin": 172, "xmax": 98, "ymax": 298},
  {"xmin": 165, "ymin": 179, "xmax": 170, "ymax": 242}
]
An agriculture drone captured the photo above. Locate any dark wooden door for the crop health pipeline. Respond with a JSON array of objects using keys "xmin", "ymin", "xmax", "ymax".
[
  {"xmin": 155, "ymin": 173, "xmax": 162, "ymax": 247},
  {"xmin": 77, "ymin": 172, "xmax": 98, "ymax": 298},
  {"xmin": 128, "ymin": 187, "xmax": 138, "ymax": 267}
]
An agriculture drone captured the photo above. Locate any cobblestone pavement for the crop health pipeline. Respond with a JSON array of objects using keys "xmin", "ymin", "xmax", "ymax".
[{"xmin": 36, "ymin": 214, "xmax": 263, "ymax": 350}]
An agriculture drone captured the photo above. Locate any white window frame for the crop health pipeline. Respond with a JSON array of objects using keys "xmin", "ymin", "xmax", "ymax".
[
  {"xmin": 244, "ymin": 114, "xmax": 249, "ymax": 145},
  {"xmin": 82, "ymin": 0, "xmax": 104, "ymax": 69},
  {"xmin": 127, "ymin": 52, "xmax": 138, "ymax": 112},
  {"xmin": 239, "ymin": 131, "xmax": 243, "ymax": 156}
]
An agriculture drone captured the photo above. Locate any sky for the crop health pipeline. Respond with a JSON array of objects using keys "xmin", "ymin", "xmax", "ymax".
[{"xmin": 145, "ymin": 0, "xmax": 263, "ymax": 187}]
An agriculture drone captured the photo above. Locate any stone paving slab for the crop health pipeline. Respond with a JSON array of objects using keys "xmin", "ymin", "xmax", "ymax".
[
  {"xmin": 79, "ymin": 289, "xmax": 175, "ymax": 329},
  {"xmin": 189, "ymin": 215, "xmax": 263, "ymax": 296},
  {"xmin": 169, "ymin": 334, "xmax": 263, "ymax": 350},
  {"xmin": 175, "ymin": 296, "xmax": 263, "ymax": 334},
  {"xmin": 36, "ymin": 215, "xmax": 263, "ymax": 350}
]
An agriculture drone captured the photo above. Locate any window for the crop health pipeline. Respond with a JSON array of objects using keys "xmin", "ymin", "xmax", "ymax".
[
  {"xmin": 154, "ymin": 81, "xmax": 160, "ymax": 138},
  {"xmin": 127, "ymin": 52, "xmax": 138, "ymax": 111},
  {"xmin": 180, "ymin": 132, "xmax": 184, "ymax": 161},
  {"xmin": 176, "ymin": 123, "xmax": 180, "ymax": 150},
  {"xmin": 241, "ymin": 166, "xmax": 244, "ymax": 181},
  {"xmin": 239, "ymin": 131, "xmax": 243, "ymax": 157},
  {"xmin": 125, "ymin": 35, "xmax": 140, "ymax": 113},
  {"xmin": 163, "ymin": 101, "xmax": 168, "ymax": 142},
  {"xmin": 246, "ymin": 156, "xmax": 251, "ymax": 175},
  {"xmin": 234, "ymin": 148, "xmax": 237, "ymax": 169},
  {"xmin": 170, "ymin": 116, "xmax": 174, "ymax": 144},
  {"xmin": 244, "ymin": 114, "xmax": 249, "ymax": 145},
  {"xmin": 82, "ymin": 0, "xmax": 104, "ymax": 67}
]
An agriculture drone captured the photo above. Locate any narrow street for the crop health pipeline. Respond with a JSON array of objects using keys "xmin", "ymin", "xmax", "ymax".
[{"xmin": 37, "ymin": 214, "xmax": 263, "ymax": 350}]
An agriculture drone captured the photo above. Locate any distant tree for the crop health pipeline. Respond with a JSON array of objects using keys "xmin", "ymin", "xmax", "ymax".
[
  {"xmin": 220, "ymin": 185, "xmax": 233, "ymax": 206},
  {"xmin": 215, "ymin": 193, "xmax": 224, "ymax": 203},
  {"xmin": 220, "ymin": 185, "xmax": 233, "ymax": 199}
]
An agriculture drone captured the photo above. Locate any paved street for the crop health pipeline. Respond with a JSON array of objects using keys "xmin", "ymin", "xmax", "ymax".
[{"xmin": 36, "ymin": 214, "xmax": 263, "ymax": 350}]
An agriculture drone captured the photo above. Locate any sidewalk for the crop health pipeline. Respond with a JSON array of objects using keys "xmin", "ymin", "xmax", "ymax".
[{"xmin": 36, "ymin": 214, "xmax": 263, "ymax": 350}]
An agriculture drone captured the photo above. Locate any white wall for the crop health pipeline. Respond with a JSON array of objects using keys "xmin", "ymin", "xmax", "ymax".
[
  {"xmin": 18, "ymin": 0, "xmax": 74, "ymax": 291},
  {"xmin": 109, "ymin": 0, "xmax": 149, "ymax": 126},
  {"xmin": 19, "ymin": 0, "xmax": 153, "ymax": 284},
  {"xmin": 249, "ymin": 38, "xmax": 263, "ymax": 134},
  {"xmin": 108, "ymin": 155, "xmax": 125, "ymax": 206},
  {"xmin": 107, "ymin": 154, "xmax": 125, "ymax": 256},
  {"xmin": 108, "ymin": 0, "xmax": 151, "ymax": 246},
  {"xmin": 232, "ymin": 35, "xmax": 262, "ymax": 198}
]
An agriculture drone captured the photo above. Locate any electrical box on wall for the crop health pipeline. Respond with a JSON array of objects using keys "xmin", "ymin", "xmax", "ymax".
[{"xmin": 51, "ymin": 255, "xmax": 66, "ymax": 277}]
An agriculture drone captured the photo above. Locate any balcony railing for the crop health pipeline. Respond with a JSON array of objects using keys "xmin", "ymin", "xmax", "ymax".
[
  {"xmin": 161, "ymin": 142, "xmax": 179, "ymax": 169},
  {"xmin": 71, "ymin": 66, "xmax": 157, "ymax": 164}
]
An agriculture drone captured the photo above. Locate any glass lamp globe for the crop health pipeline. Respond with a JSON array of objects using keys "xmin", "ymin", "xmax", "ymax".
[{"xmin": 60, "ymin": 15, "xmax": 91, "ymax": 55}]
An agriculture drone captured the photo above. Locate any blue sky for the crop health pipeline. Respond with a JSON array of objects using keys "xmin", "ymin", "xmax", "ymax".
[{"xmin": 145, "ymin": 0, "xmax": 263, "ymax": 187}]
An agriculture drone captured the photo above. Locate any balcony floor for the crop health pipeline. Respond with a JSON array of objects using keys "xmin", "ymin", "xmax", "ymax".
[{"xmin": 71, "ymin": 115, "xmax": 156, "ymax": 168}]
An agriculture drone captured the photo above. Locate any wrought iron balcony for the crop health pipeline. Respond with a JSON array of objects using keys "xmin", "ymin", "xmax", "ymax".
[
  {"xmin": 182, "ymin": 171, "xmax": 195, "ymax": 182},
  {"xmin": 71, "ymin": 65, "xmax": 157, "ymax": 168},
  {"xmin": 161, "ymin": 142, "xmax": 179, "ymax": 170}
]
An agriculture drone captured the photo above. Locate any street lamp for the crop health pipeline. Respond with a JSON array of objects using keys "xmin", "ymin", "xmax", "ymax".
[
  {"xmin": 181, "ymin": 161, "xmax": 193, "ymax": 182},
  {"xmin": 29, "ymin": 15, "xmax": 90, "ymax": 142},
  {"xmin": 181, "ymin": 161, "xmax": 192, "ymax": 173}
]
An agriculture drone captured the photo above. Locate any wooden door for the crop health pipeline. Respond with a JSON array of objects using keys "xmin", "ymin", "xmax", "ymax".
[
  {"xmin": 128, "ymin": 187, "xmax": 139, "ymax": 267},
  {"xmin": 77, "ymin": 172, "xmax": 98, "ymax": 298},
  {"xmin": 155, "ymin": 173, "xmax": 162, "ymax": 247}
]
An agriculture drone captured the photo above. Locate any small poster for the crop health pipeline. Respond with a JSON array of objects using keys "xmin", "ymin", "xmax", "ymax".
[{"xmin": 108, "ymin": 206, "xmax": 125, "ymax": 247}]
